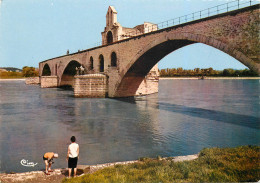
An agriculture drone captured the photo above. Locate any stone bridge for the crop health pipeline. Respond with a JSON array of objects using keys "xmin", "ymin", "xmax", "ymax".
[{"xmin": 39, "ymin": 4, "xmax": 260, "ymax": 98}]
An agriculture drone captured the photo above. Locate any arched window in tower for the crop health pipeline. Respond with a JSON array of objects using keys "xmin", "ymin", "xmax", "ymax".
[
  {"xmin": 99, "ymin": 54, "xmax": 104, "ymax": 72},
  {"xmin": 107, "ymin": 31, "xmax": 113, "ymax": 44},
  {"xmin": 111, "ymin": 52, "xmax": 117, "ymax": 67},
  {"xmin": 90, "ymin": 56, "xmax": 94, "ymax": 70}
]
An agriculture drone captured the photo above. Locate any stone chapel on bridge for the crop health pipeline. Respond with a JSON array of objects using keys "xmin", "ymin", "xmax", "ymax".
[{"xmin": 101, "ymin": 6, "xmax": 158, "ymax": 45}]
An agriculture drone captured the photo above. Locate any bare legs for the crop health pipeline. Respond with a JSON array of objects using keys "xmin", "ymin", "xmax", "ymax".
[
  {"xmin": 68, "ymin": 168, "xmax": 77, "ymax": 178},
  {"xmin": 48, "ymin": 163, "xmax": 52, "ymax": 172},
  {"xmin": 74, "ymin": 168, "xmax": 77, "ymax": 176},
  {"xmin": 44, "ymin": 160, "xmax": 52, "ymax": 174},
  {"xmin": 45, "ymin": 160, "xmax": 48, "ymax": 173},
  {"xmin": 68, "ymin": 168, "xmax": 71, "ymax": 178},
  {"xmin": 44, "ymin": 160, "xmax": 53, "ymax": 175}
]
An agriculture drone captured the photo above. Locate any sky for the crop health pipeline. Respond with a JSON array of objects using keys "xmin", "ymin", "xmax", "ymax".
[{"xmin": 0, "ymin": 0, "xmax": 257, "ymax": 70}]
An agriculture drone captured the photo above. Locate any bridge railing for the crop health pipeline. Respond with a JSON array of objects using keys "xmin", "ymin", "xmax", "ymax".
[
  {"xmin": 155, "ymin": 0, "xmax": 258, "ymax": 30},
  {"xmin": 86, "ymin": 0, "xmax": 259, "ymax": 49}
]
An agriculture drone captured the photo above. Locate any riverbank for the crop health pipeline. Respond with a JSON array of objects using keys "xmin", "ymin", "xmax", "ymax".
[
  {"xmin": 1, "ymin": 146, "xmax": 259, "ymax": 183},
  {"xmin": 0, "ymin": 154, "xmax": 198, "ymax": 183},
  {"xmin": 159, "ymin": 76, "xmax": 260, "ymax": 79},
  {"xmin": 0, "ymin": 78, "xmax": 25, "ymax": 81},
  {"xmin": 64, "ymin": 145, "xmax": 259, "ymax": 183}
]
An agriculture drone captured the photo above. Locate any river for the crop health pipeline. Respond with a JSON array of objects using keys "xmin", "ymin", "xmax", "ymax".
[{"xmin": 0, "ymin": 79, "xmax": 259, "ymax": 173}]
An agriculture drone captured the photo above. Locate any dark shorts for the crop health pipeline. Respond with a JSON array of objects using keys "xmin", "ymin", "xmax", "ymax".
[
  {"xmin": 43, "ymin": 156, "xmax": 48, "ymax": 161},
  {"xmin": 68, "ymin": 157, "xmax": 78, "ymax": 168}
]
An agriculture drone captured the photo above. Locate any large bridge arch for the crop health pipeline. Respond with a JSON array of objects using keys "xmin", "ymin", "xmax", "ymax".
[
  {"xmin": 114, "ymin": 32, "xmax": 257, "ymax": 97},
  {"xmin": 59, "ymin": 60, "xmax": 81, "ymax": 87}
]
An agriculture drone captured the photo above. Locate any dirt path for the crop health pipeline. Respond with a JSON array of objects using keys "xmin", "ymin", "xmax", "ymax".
[{"xmin": 0, "ymin": 169, "xmax": 67, "ymax": 183}]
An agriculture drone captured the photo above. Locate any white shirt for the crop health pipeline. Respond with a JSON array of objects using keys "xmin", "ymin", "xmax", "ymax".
[{"xmin": 68, "ymin": 143, "xmax": 79, "ymax": 158}]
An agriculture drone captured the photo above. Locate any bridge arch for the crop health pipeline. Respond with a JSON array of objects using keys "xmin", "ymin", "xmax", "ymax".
[
  {"xmin": 42, "ymin": 63, "xmax": 51, "ymax": 76},
  {"xmin": 60, "ymin": 60, "xmax": 81, "ymax": 87},
  {"xmin": 114, "ymin": 32, "xmax": 257, "ymax": 97}
]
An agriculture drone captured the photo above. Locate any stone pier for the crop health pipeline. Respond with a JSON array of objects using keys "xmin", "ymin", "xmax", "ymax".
[
  {"xmin": 135, "ymin": 71, "xmax": 159, "ymax": 96},
  {"xmin": 74, "ymin": 74, "xmax": 108, "ymax": 98},
  {"xmin": 40, "ymin": 76, "xmax": 58, "ymax": 88}
]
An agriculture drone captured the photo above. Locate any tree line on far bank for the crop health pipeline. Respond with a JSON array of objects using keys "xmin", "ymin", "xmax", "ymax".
[
  {"xmin": 159, "ymin": 68, "xmax": 258, "ymax": 77},
  {"xmin": 1, "ymin": 66, "xmax": 258, "ymax": 79},
  {"xmin": 0, "ymin": 66, "xmax": 39, "ymax": 79}
]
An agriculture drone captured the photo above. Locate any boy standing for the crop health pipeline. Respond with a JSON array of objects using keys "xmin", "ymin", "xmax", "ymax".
[{"xmin": 67, "ymin": 136, "xmax": 79, "ymax": 178}]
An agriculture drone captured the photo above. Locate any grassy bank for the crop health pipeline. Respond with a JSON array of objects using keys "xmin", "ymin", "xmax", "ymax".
[{"xmin": 63, "ymin": 145, "xmax": 259, "ymax": 183}]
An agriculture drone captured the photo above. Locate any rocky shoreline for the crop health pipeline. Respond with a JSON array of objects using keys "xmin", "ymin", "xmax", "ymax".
[{"xmin": 0, "ymin": 154, "xmax": 198, "ymax": 183}]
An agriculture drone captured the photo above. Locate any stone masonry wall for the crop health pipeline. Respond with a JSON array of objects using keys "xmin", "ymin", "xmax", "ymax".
[
  {"xmin": 25, "ymin": 77, "xmax": 40, "ymax": 85},
  {"xmin": 136, "ymin": 73, "xmax": 159, "ymax": 96},
  {"xmin": 60, "ymin": 74, "xmax": 75, "ymax": 87},
  {"xmin": 74, "ymin": 74, "xmax": 108, "ymax": 97},
  {"xmin": 40, "ymin": 76, "xmax": 58, "ymax": 88}
]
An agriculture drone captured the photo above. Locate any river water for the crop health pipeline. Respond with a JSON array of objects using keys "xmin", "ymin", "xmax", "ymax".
[{"xmin": 0, "ymin": 79, "xmax": 259, "ymax": 173}]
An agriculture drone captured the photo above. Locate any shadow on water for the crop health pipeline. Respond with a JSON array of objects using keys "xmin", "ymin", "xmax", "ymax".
[
  {"xmin": 114, "ymin": 96, "xmax": 138, "ymax": 104},
  {"xmin": 159, "ymin": 102, "xmax": 260, "ymax": 130},
  {"xmin": 58, "ymin": 85, "xmax": 73, "ymax": 91},
  {"xmin": 57, "ymin": 86, "xmax": 76, "ymax": 98},
  {"xmin": 116, "ymin": 96, "xmax": 259, "ymax": 129},
  {"xmin": 114, "ymin": 93, "xmax": 160, "ymax": 105}
]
